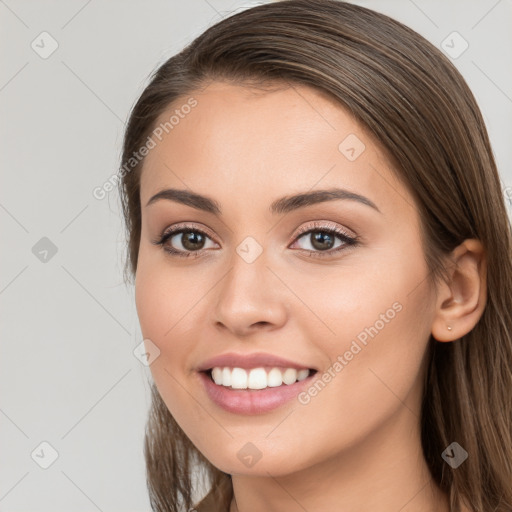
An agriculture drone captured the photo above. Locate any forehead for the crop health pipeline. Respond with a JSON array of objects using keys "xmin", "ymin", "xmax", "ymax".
[{"xmin": 139, "ymin": 81, "xmax": 413, "ymax": 217}]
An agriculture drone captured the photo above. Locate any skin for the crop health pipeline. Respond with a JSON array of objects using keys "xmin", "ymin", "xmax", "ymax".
[{"xmin": 135, "ymin": 81, "xmax": 486, "ymax": 512}]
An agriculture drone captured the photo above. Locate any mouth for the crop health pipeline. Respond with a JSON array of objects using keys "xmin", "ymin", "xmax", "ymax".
[
  {"xmin": 201, "ymin": 366, "xmax": 318, "ymax": 391},
  {"xmin": 198, "ymin": 366, "xmax": 318, "ymax": 415}
]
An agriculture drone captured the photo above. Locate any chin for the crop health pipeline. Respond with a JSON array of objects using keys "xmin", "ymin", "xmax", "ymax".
[{"xmin": 204, "ymin": 448, "xmax": 309, "ymax": 478}]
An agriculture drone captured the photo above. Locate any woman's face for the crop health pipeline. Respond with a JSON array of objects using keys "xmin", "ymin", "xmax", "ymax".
[{"xmin": 135, "ymin": 81, "xmax": 437, "ymax": 476}]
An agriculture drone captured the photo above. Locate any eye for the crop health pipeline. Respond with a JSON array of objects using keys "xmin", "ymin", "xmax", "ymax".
[
  {"xmin": 151, "ymin": 223, "xmax": 218, "ymax": 258},
  {"xmin": 290, "ymin": 221, "xmax": 359, "ymax": 258}
]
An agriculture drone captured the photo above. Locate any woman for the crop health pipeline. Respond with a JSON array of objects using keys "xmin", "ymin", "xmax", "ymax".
[{"xmin": 117, "ymin": 1, "xmax": 512, "ymax": 510}]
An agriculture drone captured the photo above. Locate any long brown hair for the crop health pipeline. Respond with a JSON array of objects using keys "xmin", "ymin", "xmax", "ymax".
[{"xmin": 117, "ymin": 1, "xmax": 512, "ymax": 510}]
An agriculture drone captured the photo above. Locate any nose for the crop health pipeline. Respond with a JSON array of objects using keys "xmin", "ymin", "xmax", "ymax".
[{"xmin": 212, "ymin": 247, "xmax": 288, "ymax": 337}]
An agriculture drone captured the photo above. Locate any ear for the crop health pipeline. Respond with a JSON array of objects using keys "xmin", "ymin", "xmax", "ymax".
[{"xmin": 430, "ymin": 239, "xmax": 487, "ymax": 342}]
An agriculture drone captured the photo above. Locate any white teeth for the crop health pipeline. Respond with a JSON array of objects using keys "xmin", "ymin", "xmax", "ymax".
[
  {"xmin": 297, "ymin": 369, "xmax": 310, "ymax": 381},
  {"xmin": 231, "ymin": 367, "xmax": 248, "ymax": 389},
  {"xmin": 247, "ymin": 368, "xmax": 267, "ymax": 389},
  {"xmin": 222, "ymin": 367, "xmax": 231, "ymax": 386},
  {"xmin": 282, "ymin": 368, "xmax": 297, "ymax": 385},
  {"xmin": 209, "ymin": 366, "xmax": 312, "ymax": 390},
  {"xmin": 212, "ymin": 367, "xmax": 223, "ymax": 385},
  {"xmin": 267, "ymin": 368, "xmax": 283, "ymax": 387}
]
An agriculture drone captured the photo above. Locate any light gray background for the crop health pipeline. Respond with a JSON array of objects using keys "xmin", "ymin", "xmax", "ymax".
[{"xmin": 1, "ymin": 0, "xmax": 511, "ymax": 510}]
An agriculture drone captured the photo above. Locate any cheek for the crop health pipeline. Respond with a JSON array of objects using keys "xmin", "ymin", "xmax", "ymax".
[
  {"xmin": 292, "ymin": 238, "xmax": 431, "ymax": 347},
  {"xmin": 135, "ymin": 266, "xmax": 165, "ymax": 344},
  {"xmin": 135, "ymin": 246, "xmax": 194, "ymax": 346},
  {"xmin": 289, "ymin": 245, "xmax": 434, "ymax": 424},
  {"xmin": 134, "ymin": 256, "xmax": 189, "ymax": 377},
  {"xmin": 135, "ymin": 260, "xmax": 204, "ymax": 426}
]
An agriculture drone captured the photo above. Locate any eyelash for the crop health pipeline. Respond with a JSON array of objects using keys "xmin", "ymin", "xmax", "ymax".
[{"xmin": 151, "ymin": 221, "xmax": 359, "ymax": 259}]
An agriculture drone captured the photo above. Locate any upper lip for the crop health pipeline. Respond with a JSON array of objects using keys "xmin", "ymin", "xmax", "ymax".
[{"xmin": 197, "ymin": 352, "xmax": 317, "ymax": 372}]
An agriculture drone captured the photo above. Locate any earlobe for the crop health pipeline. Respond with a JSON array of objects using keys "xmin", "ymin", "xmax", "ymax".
[{"xmin": 430, "ymin": 239, "xmax": 487, "ymax": 342}]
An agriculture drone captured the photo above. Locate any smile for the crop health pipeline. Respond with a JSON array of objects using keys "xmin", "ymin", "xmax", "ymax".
[
  {"xmin": 210, "ymin": 366, "xmax": 312, "ymax": 389},
  {"xmin": 198, "ymin": 367, "xmax": 318, "ymax": 415}
]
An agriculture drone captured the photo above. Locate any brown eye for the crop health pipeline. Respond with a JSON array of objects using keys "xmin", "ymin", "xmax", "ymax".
[
  {"xmin": 179, "ymin": 231, "xmax": 207, "ymax": 251},
  {"xmin": 152, "ymin": 226, "xmax": 218, "ymax": 258},
  {"xmin": 307, "ymin": 231, "xmax": 337, "ymax": 251},
  {"xmin": 290, "ymin": 223, "xmax": 359, "ymax": 258}
]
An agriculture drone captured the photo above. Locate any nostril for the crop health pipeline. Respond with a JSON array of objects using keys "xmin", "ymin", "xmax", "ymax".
[{"xmin": 253, "ymin": 321, "xmax": 270, "ymax": 327}]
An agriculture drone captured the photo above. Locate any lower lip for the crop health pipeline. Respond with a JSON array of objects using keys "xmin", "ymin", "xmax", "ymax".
[{"xmin": 198, "ymin": 370, "xmax": 316, "ymax": 415}]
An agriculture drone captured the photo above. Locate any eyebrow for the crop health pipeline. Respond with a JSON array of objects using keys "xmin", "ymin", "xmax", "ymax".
[{"xmin": 145, "ymin": 187, "xmax": 381, "ymax": 215}]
